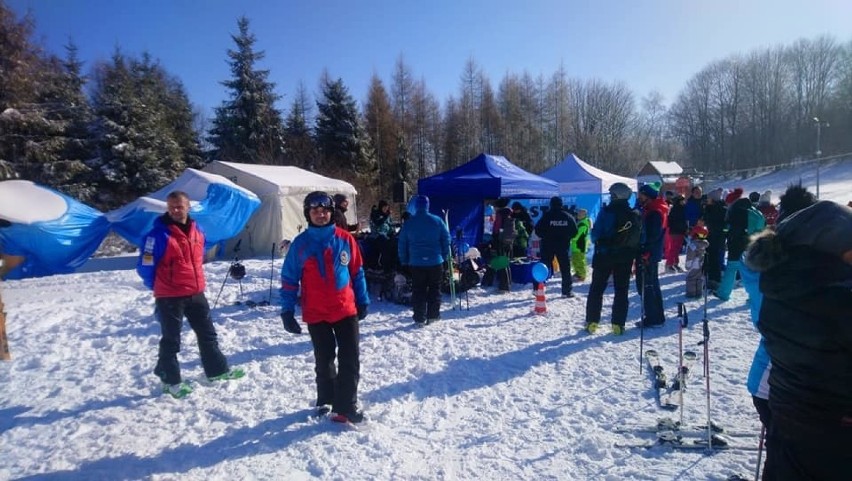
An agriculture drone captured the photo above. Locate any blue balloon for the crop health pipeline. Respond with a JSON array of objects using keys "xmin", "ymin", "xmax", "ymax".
[
  {"xmin": 461, "ymin": 242, "xmax": 470, "ymax": 254},
  {"xmin": 531, "ymin": 262, "xmax": 549, "ymax": 283},
  {"xmin": 485, "ymin": 205, "xmax": 494, "ymax": 216}
]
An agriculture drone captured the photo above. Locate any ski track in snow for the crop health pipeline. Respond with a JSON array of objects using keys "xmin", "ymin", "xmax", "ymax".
[{"xmin": 1, "ymin": 255, "xmax": 769, "ymax": 481}]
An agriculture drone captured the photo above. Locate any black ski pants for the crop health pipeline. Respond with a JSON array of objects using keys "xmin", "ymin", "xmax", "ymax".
[
  {"xmin": 409, "ymin": 264, "xmax": 444, "ymax": 322},
  {"xmin": 636, "ymin": 261, "xmax": 665, "ymax": 325},
  {"xmin": 154, "ymin": 293, "xmax": 229, "ymax": 385},
  {"xmin": 585, "ymin": 256, "xmax": 632, "ymax": 327},
  {"xmin": 307, "ymin": 316, "xmax": 360, "ymax": 415},
  {"xmin": 540, "ymin": 245, "xmax": 573, "ymax": 296},
  {"xmin": 763, "ymin": 411, "xmax": 852, "ymax": 481}
]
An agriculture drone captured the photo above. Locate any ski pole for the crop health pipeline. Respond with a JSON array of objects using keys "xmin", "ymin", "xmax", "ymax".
[
  {"xmin": 700, "ymin": 314, "xmax": 712, "ymax": 450},
  {"xmin": 261, "ymin": 242, "xmax": 276, "ymax": 306},
  {"xmin": 639, "ymin": 260, "xmax": 645, "ymax": 375},
  {"xmin": 754, "ymin": 424, "xmax": 766, "ymax": 480}
]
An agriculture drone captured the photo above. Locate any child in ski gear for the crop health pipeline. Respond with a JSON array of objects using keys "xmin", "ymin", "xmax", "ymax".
[
  {"xmin": 535, "ymin": 197, "xmax": 578, "ymax": 297},
  {"xmin": 137, "ymin": 191, "xmax": 241, "ymax": 398},
  {"xmin": 397, "ymin": 195, "xmax": 450, "ymax": 326},
  {"xmin": 279, "ymin": 191, "xmax": 370, "ymax": 423},
  {"xmin": 684, "ymin": 225, "xmax": 709, "ymax": 298},
  {"xmin": 746, "ymin": 200, "xmax": 852, "ymax": 481},
  {"xmin": 584, "ymin": 182, "xmax": 639, "ymax": 334},
  {"xmin": 636, "ymin": 184, "xmax": 668, "ymax": 327},
  {"xmin": 570, "ymin": 208, "xmax": 591, "ymax": 281}
]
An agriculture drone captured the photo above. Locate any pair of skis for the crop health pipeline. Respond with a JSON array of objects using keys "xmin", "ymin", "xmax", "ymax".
[
  {"xmin": 615, "ymin": 431, "xmax": 761, "ymax": 451},
  {"xmin": 646, "ymin": 349, "xmax": 698, "ymax": 410},
  {"xmin": 613, "ymin": 417, "xmax": 755, "ymax": 438}
]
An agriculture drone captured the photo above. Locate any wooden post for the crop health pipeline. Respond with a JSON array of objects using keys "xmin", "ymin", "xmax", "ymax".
[{"xmin": 0, "ymin": 285, "xmax": 10, "ymax": 360}]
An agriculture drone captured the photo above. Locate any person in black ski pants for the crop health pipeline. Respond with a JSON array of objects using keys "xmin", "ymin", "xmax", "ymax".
[
  {"xmin": 746, "ymin": 200, "xmax": 852, "ymax": 481},
  {"xmin": 635, "ymin": 184, "xmax": 668, "ymax": 327},
  {"xmin": 584, "ymin": 182, "xmax": 639, "ymax": 335},
  {"xmin": 702, "ymin": 188, "xmax": 727, "ymax": 290},
  {"xmin": 534, "ymin": 196, "xmax": 578, "ymax": 297}
]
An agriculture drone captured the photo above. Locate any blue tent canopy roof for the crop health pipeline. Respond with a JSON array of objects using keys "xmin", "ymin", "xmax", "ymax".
[
  {"xmin": 417, "ymin": 153, "xmax": 559, "ymax": 246},
  {"xmin": 418, "ymin": 153, "xmax": 559, "ymax": 199}
]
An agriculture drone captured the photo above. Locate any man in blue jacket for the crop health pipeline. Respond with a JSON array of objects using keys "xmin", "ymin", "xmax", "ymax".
[{"xmin": 398, "ymin": 195, "xmax": 450, "ymax": 327}]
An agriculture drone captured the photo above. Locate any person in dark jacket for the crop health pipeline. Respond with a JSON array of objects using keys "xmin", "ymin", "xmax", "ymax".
[
  {"xmin": 398, "ymin": 195, "xmax": 450, "ymax": 326},
  {"xmin": 333, "ymin": 193, "xmax": 357, "ymax": 232},
  {"xmin": 511, "ymin": 202, "xmax": 534, "ymax": 239},
  {"xmin": 491, "ymin": 198, "xmax": 516, "ymax": 291},
  {"xmin": 684, "ymin": 185, "xmax": 704, "ymax": 229},
  {"xmin": 714, "ymin": 197, "xmax": 760, "ymax": 300},
  {"xmin": 279, "ymin": 191, "xmax": 370, "ymax": 424},
  {"xmin": 535, "ymin": 196, "xmax": 578, "ymax": 298},
  {"xmin": 745, "ymin": 200, "xmax": 852, "ymax": 481},
  {"xmin": 636, "ymin": 184, "xmax": 668, "ymax": 327},
  {"xmin": 703, "ymin": 188, "xmax": 727, "ymax": 290},
  {"xmin": 137, "ymin": 191, "xmax": 242, "ymax": 399},
  {"xmin": 665, "ymin": 194, "xmax": 688, "ymax": 273},
  {"xmin": 584, "ymin": 183, "xmax": 639, "ymax": 335}
]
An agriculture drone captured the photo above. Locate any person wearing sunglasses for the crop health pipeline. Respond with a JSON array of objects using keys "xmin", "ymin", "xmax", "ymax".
[{"xmin": 278, "ymin": 191, "xmax": 370, "ymax": 424}]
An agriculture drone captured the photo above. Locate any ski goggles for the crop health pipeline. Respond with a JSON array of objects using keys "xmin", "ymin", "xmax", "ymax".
[{"xmin": 305, "ymin": 193, "xmax": 334, "ymax": 210}]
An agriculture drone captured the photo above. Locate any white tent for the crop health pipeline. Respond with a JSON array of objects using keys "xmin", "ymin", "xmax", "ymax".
[{"xmin": 202, "ymin": 161, "xmax": 358, "ymax": 256}]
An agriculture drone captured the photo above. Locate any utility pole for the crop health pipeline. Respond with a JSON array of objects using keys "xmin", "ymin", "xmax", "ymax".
[{"xmin": 813, "ymin": 117, "xmax": 829, "ymax": 199}]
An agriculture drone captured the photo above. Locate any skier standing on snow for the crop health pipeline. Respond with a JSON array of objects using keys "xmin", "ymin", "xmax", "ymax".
[
  {"xmin": 137, "ymin": 190, "xmax": 243, "ymax": 399},
  {"xmin": 397, "ymin": 195, "xmax": 450, "ymax": 327},
  {"xmin": 535, "ymin": 196, "xmax": 578, "ymax": 298},
  {"xmin": 746, "ymin": 199, "xmax": 852, "ymax": 481},
  {"xmin": 703, "ymin": 188, "xmax": 727, "ymax": 291},
  {"xmin": 635, "ymin": 184, "xmax": 668, "ymax": 328},
  {"xmin": 683, "ymin": 225, "xmax": 709, "ymax": 298},
  {"xmin": 584, "ymin": 183, "xmax": 639, "ymax": 335},
  {"xmin": 570, "ymin": 208, "xmax": 591, "ymax": 282},
  {"xmin": 279, "ymin": 191, "xmax": 370, "ymax": 424}
]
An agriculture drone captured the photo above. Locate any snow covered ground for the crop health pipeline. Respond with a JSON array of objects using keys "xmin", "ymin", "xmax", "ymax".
[{"xmin": 1, "ymin": 167, "xmax": 849, "ymax": 481}]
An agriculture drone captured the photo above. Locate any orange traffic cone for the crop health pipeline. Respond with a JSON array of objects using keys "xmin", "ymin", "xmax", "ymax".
[{"xmin": 533, "ymin": 282, "xmax": 547, "ymax": 315}]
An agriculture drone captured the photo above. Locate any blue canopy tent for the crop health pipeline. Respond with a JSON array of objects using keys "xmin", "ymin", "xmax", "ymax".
[
  {"xmin": 417, "ymin": 153, "xmax": 559, "ymax": 247},
  {"xmin": 535, "ymin": 153, "xmax": 637, "ymax": 223},
  {"xmin": 0, "ymin": 180, "xmax": 111, "ymax": 279}
]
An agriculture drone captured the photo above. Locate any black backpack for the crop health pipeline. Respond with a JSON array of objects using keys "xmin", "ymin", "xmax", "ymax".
[{"xmin": 608, "ymin": 204, "xmax": 642, "ymax": 253}]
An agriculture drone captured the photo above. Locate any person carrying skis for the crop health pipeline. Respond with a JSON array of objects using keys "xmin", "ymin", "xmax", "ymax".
[
  {"xmin": 137, "ymin": 190, "xmax": 243, "ymax": 399},
  {"xmin": 584, "ymin": 183, "xmax": 640, "ymax": 335},
  {"xmin": 535, "ymin": 196, "xmax": 578, "ymax": 298},
  {"xmin": 570, "ymin": 208, "xmax": 591, "ymax": 282},
  {"xmin": 279, "ymin": 191, "xmax": 370, "ymax": 424},
  {"xmin": 746, "ymin": 199, "xmax": 852, "ymax": 481},
  {"xmin": 397, "ymin": 195, "xmax": 450, "ymax": 327},
  {"xmin": 636, "ymin": 184, "xmax": 668, "ymax": 328}
]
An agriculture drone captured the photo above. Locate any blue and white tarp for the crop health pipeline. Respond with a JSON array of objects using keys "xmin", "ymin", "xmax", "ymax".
[
  {"xmin": 106, "ymin": 169, "xmax": 261, "ymax": 251},
  {"xmin": 0, "ymin": 180, "xmax": 111, "ymax": 279}
]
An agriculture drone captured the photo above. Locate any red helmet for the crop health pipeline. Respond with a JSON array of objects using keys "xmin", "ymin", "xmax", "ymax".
[{"xmin": 691, "ymin": 225, "xmax": 709, "ymax": 239}]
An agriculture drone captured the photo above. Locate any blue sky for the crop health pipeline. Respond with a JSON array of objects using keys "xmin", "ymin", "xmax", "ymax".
[{"xmin": 8, "ymin": 0, "xmax": 852, "ymax": 117}]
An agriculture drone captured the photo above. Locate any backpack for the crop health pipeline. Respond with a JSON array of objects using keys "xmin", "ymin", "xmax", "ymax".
[
  {"xmin": 746, "ymin": 207, "xmax": 766, "ymax": 235},
  {"xmin": 609, "ymin": 205, "xmax": 642, "ymax": 252}
]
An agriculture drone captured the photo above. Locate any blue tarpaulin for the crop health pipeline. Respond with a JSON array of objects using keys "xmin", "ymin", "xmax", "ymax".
[
  {"xmin": 417, "ymin": 153, "xmax": 559, "ymax": 246},
  {"xmin": 106, "ymin": 169, "xmax": 261, "ymax": 251},
  {"xmin": 0, "ymin": 181, "xmax": 111, "ymax": 279}
]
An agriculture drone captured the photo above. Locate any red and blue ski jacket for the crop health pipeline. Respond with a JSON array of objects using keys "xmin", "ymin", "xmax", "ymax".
[
  {"xmin": 137, "ymin": 215, "xmax": 207, "ymax": 298},
  {"xmin": 280, "ymin": 223, "xmax": 369, "ymax": 324}
]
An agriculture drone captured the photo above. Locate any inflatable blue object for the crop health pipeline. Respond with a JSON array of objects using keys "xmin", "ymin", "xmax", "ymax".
[
  {"xmin": 0, "ymin": 181, "xmax": 111, "ymax": 279},
  {"xmin": 531, "ymin": 262, "xmax": 549, "ymax": 283},
  {"xmin": 106, "ymin": 169, "xmax": 261, "ymax": 250},
  {"xmin": 460, "ymin": 242, "xmax": 470, "ymax": 254}
]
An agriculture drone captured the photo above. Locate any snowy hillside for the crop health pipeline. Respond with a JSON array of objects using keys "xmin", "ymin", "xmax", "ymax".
[{"xmin": 3, "ymin": 257, "xmax": 765, "ymax": 481}]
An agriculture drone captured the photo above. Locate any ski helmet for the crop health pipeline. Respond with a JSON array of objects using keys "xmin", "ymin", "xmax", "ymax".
[
  {"xmin": 303, "ymin": 191, "xmax": 334, "ymax": 225},
  {"xmin": 609, "ymin": 182, "xmax": 632, "ymax": 201}
]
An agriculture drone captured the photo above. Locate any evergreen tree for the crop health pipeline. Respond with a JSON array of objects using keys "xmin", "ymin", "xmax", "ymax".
[
  {"xmin": 90, "ymin": 51, "xmax": 201, "ymax": 208},
  {"xmin": 208, "ymin": 16, "xmax": 284, "ymax": 164},
  {"xmin": 314, "ymin": 76, "xmax": 376, "ymax": 178},
  {"xmin": 282, "ymin": 82, "xmax": 316, "ymax": 169}
]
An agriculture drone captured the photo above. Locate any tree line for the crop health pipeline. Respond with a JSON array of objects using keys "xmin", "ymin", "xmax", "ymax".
[{"xmin": 1, "ymin": 2, "xmax": 850, "ymax": 212}]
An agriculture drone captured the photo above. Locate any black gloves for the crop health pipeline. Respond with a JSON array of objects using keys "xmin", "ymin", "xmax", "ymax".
[
  {"xmin": 357, "ymin": 304, "xmax": 368, "ymax": 320},
  {"xmin": 280, "ymin": 311, "xmax": 302, "ymax": 334}
]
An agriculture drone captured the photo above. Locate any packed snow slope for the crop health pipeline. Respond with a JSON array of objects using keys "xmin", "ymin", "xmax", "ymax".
[{"xmin": 3, "ymin": 257, "xmax": 765, "ymax": 481}]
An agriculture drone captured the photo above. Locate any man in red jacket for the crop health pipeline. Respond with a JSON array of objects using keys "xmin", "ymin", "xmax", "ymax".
[{"xmin": 137, "ymin": 191, "xmax": 242, "ymax": 398}]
